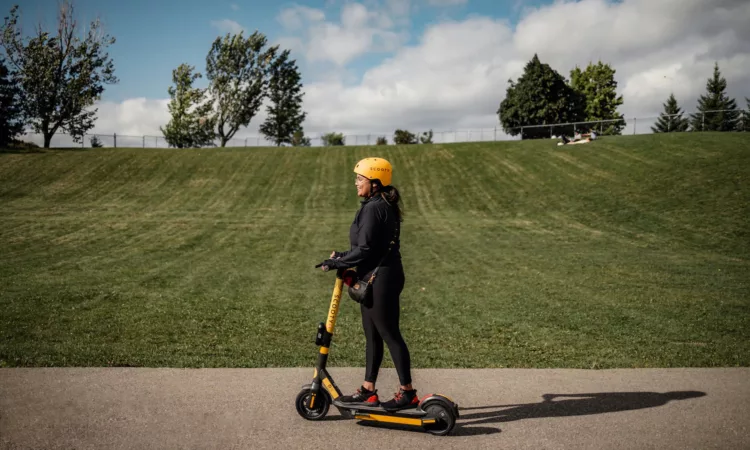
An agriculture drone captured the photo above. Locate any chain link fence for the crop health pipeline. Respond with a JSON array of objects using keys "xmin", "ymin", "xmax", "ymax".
[{"xmin": 12, "ymin": 109, "xmax": 747, "ymax": 149}]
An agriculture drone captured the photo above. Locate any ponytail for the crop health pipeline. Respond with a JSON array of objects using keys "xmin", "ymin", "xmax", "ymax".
[{"xmin": 379, "ymin": 185, "xmax": 403, "ymax": 222}]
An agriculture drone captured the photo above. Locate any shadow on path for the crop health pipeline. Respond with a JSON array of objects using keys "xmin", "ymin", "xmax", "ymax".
[{"xmin": 453, "ymin": 390, "xmax": 706, "ymax": 436}]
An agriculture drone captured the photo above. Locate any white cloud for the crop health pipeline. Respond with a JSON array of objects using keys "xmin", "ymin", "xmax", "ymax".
[
  {"xmin": 30, "ymin": 0, "xmax": 749, "ymax": 147},
  {"xmin": 285, "ymin": 0, "xmax": 750, "ymax": 135},
  {"xmin": 209, "ymin": 19, "xmax": 245, "ymax": 35},
  {"xmin": 230, "ymin": 3, "xmax": 240, "ymax": 11},
  {"xmin": 279, "ymin": 2, "xmax": 409, "ymax": 67},
  {"xmin": 278, "ymin": 5, "xmax": 326, "ymax": 30},
  {"xmin": 426, "ymin": 0, "xmax": 467, "ymax": 6}
]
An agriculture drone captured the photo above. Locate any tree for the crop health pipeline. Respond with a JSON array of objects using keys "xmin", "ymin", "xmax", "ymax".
[
  {"xmin": 0, "ymin": 55, "xmax": 24, "ymax": 147},
  {"xmin": 259, "ymin": 49, "xmax": 306, "ymax": 146},
  {"xmin": 497, "ymin": 54, "xmax": 585, "ymax": 139},
  {"xmin": 651, "ymin": 93, "xmax": 689, "ymax": 133},
  {"xmin": 738, "ymin": 98, "xmax": 750, "ymax": 132},
  {"xmin": 0, "ymin": 2, "xmax": 118, "ymax": 148},
  {"xmin": 321, "ymin": 132, "xmax": 344, "ymax": 146},
  {"xmin": 291, "ymin": 129, "xmax": 311, "ymax": 146},
  {"xmin": 376, "ymin": 136, "xmax": 388, "ymax": 145},
  {"xmin": 689, "ymin": 62, "xmax": 739, "ymax": 132},
  {"xmin": 569, "ymin": 61, "xmax": 625, "ymax": 135},
  {"xmin": 89, "ymin": 135, "xmax": 103, "ymax": 147},
  {"xmin": 419, "ymin": 129, "xmax": 433, "ymax": 144},
  {"xmin": 205, "ymin": 31, "xmax": 278, "ymax": 147},
  {"xmin": 160, "ymin": 64, "xmax": 215, "ymax": 148},
  {"xmin": 393, "ymin": 129, "xmax": 417, "ymax": 144}
]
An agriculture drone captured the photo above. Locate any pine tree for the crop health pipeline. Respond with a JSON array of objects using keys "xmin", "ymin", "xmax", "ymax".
[
  {"xmin": 0, "ymin": 56, "xmax": 25, "ymax": 147},
  {"xmin": 690, "ymin": 62, "xmax": 739, "ymax": 132},
  {"xmin": 651, "ymin": 93, "xmax": 689, "ymax": 133},
  {"xmin": 259, "ymin": 49, "xmax": 306, "ymax": 146}
]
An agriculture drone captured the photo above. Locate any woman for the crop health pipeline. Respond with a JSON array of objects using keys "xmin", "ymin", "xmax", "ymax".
[{"xmin": 316, "ymin": 157, "xmax": 418, "ymax": 412}]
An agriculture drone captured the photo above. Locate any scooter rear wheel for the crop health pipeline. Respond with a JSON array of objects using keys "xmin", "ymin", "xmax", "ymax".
[
  {"xmin": 423, "ymin": 403, "xmax": 456, "ymax": 436},
  {"xmin": 295, "ymin": 387, "xmax": 330, "ymax": 421}
]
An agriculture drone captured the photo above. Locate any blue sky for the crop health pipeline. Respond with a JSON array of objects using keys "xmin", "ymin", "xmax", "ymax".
[
  {"xmin": 6, "ymin": 0, "xmax": 749, "ymax": 143},
  {"xmin": 9, "ymin": 0, "xmax": 548, "ymax": 102}
]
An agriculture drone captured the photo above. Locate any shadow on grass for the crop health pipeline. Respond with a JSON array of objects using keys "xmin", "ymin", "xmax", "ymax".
[{"xmin": 350, "ymin": 391, "xmax": 706, "ymax": 437}]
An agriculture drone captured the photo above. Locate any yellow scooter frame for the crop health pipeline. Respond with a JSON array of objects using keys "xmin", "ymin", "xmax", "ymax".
[{"xmin": 295, "ymin": 268, "xmax": 459, "ymax": 436}]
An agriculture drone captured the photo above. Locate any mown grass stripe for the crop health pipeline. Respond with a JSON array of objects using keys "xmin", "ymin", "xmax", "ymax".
[{"xmin": 1, "ymin": 133, "xmax": 748, "ymax": 368}]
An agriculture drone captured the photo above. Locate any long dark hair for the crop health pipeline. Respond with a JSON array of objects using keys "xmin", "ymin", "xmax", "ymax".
[{"xmin": 372, "ymin": 182, "xmax": 403, "ymax": 222}]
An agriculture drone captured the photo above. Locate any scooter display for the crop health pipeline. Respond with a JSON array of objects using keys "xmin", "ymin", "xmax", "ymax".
[{"xmin": 295, "ymin": 268, "xmax": 459, "ymax": 436}]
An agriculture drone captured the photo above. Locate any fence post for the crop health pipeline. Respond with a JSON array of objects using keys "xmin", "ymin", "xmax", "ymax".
[
  {"xmin": 114, "ymin": 133, "xmax": 117, "ymax": 148},
  {"xmin": 143, "ymin": 136, "xmax": 145, "ymax": 148},
  {"xmin": 494, "ymin": 127, "xmax": 497, "ymax": 141},
  {"xmin": 633, "ymin": 118, "xmax": 636, "ymax": 135},
  {"xmin": 245, "ymin": 137, "xmax": 248, "ymax": 147},
  {"xmin": 702, "ymin": 113, "xmax": 705, "ymax": 131}
]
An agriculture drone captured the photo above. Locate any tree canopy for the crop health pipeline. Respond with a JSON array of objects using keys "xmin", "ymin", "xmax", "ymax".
[
  {"xmin": 690, "ymin": 62, "xmax": 739, "ymax": 132},
  {"xmin": 497, "ymin": 54, "xmax": 586, "ymax": 139},
  {"xmin": 569, "ymin": 61, "xmax": 625, "ymax": 135},
  {"xmin": 0, "ymin": 1, "xmax": 118, "ymax": 148},
  {"xmin": 205, "ymin": 31, "xmax": 279, "ymax": 147},
  {"xmin": 651, "ymin": 93, "xmax": 689, "ymax": 133}
]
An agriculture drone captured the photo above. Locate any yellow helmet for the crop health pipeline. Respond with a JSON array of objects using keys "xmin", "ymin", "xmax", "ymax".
[{"xmin": 353, "ymin": 157, "xmax": 392, "ymax": 186}]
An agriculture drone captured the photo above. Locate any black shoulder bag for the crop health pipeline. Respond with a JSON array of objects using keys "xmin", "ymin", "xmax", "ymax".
[{"xmin": 348, "ymin": 223, "xmax": 399, "ymax": 307}]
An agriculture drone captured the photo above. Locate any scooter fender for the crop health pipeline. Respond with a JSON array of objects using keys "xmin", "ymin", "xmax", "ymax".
[
  {"xmin": 300, "ymin": 383, "xmax": 333, "ymax": 403},
  {"xmin": 418, "ymin": 393, "xmax": 459, "ymax": 418}
]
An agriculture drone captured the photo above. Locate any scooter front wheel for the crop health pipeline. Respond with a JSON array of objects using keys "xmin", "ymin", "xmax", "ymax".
[
  {"xmin": 423, "ymin": 403, "xmax": 457, "ymax": 436},
  {"xmin": 295, "ymin": 387, "xmax": 330, "ymax": 421}
]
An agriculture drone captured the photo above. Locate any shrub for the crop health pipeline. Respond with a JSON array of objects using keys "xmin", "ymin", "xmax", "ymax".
[
  {"xmin": 292, "ymin": 130, "xmax": 311, "ymax": 147},
  {"xmin": 393, "ymin": 129, "xmax": 417, "ymax": 144},
  {"xmin": 90, "ymin": 136, "xmax": 104, "ymax": 148},
  {"xmin": 321, "ymin": 132, "xmax": 345, "ymax": 146},
  {"xmin": 420, "ymin": 130, "xmax": 434, "ymax": 144}
]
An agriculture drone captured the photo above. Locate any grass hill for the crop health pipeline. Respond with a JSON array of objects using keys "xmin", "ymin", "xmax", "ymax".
[{"xmin": 1, "ymin": 132, "xmax": 748, "ymax": 369}]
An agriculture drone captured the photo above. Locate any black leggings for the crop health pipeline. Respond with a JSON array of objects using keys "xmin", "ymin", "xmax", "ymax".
[{"xmin": 361, "ymin": 265, "xmax": 412, "ymax": 386}]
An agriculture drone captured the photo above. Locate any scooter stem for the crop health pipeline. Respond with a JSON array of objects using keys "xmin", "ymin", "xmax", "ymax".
[{"xmin": 326, "ymin": 275, "xmax": 345, "ymax": 335}]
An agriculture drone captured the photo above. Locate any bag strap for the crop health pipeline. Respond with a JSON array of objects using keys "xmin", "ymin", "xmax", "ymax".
[{"xmin": 366, "ymin": 223, "xmax": 399, "ymax": 283}]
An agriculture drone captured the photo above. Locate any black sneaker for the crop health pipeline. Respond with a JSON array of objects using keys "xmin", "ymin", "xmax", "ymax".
[
  {"xmin": 381, "ymin": 388, "xmax": 419, "ymax": 411},
  {"xmin": 338, "ymin": 386, "xmax": 380, "ymax": 406}
]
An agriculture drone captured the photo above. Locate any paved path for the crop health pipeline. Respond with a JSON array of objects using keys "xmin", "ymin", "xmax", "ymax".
[{"xmin": 1, "ymin": 367, "xmax": 748, "ymax": 449}]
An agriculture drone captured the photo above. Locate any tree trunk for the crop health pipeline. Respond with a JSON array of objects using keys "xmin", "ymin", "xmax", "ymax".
[
  {"xmin": 43, "ymin": 132, "xmax": 53, "ymax": 148},
  {"xmin": 221, "ymin": 136, "xmax": 228, "ymax": 147}
]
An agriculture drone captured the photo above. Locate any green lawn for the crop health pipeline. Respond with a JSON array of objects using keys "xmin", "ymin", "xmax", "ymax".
[{"xmin": 1, "ymin": 132, "xmax": 748, "ymax": 369}]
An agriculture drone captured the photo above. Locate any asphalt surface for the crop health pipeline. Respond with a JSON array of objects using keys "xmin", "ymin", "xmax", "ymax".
[{"xmin": 1, "ymin": 367, "xmax": 748, "ymax": 449}]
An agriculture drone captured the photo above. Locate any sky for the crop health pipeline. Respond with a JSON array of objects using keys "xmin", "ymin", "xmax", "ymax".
[{"xmin": 7, "ymin": 0, "xmax": 750, "ymax": 145}]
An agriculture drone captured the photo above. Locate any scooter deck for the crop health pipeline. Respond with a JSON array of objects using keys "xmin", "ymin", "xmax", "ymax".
[{"xmin": 332, "ymin": 400, "xmax": 426, "ymax": 417}]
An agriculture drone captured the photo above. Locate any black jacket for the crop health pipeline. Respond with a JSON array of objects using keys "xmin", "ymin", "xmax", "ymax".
[{"xmin": 331, "ymin": 194, "xmax": 401, "ymax": 277}]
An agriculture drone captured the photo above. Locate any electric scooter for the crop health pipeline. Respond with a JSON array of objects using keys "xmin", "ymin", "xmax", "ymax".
[{"xmin": 295, "ymin": 267, "xmax": 459, "ymax": 436}]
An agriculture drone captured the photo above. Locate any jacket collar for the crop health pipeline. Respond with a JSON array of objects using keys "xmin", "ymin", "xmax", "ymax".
[{"xmin": 360, "ymin": 193, "xmax": 382, "ymax": 205}]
